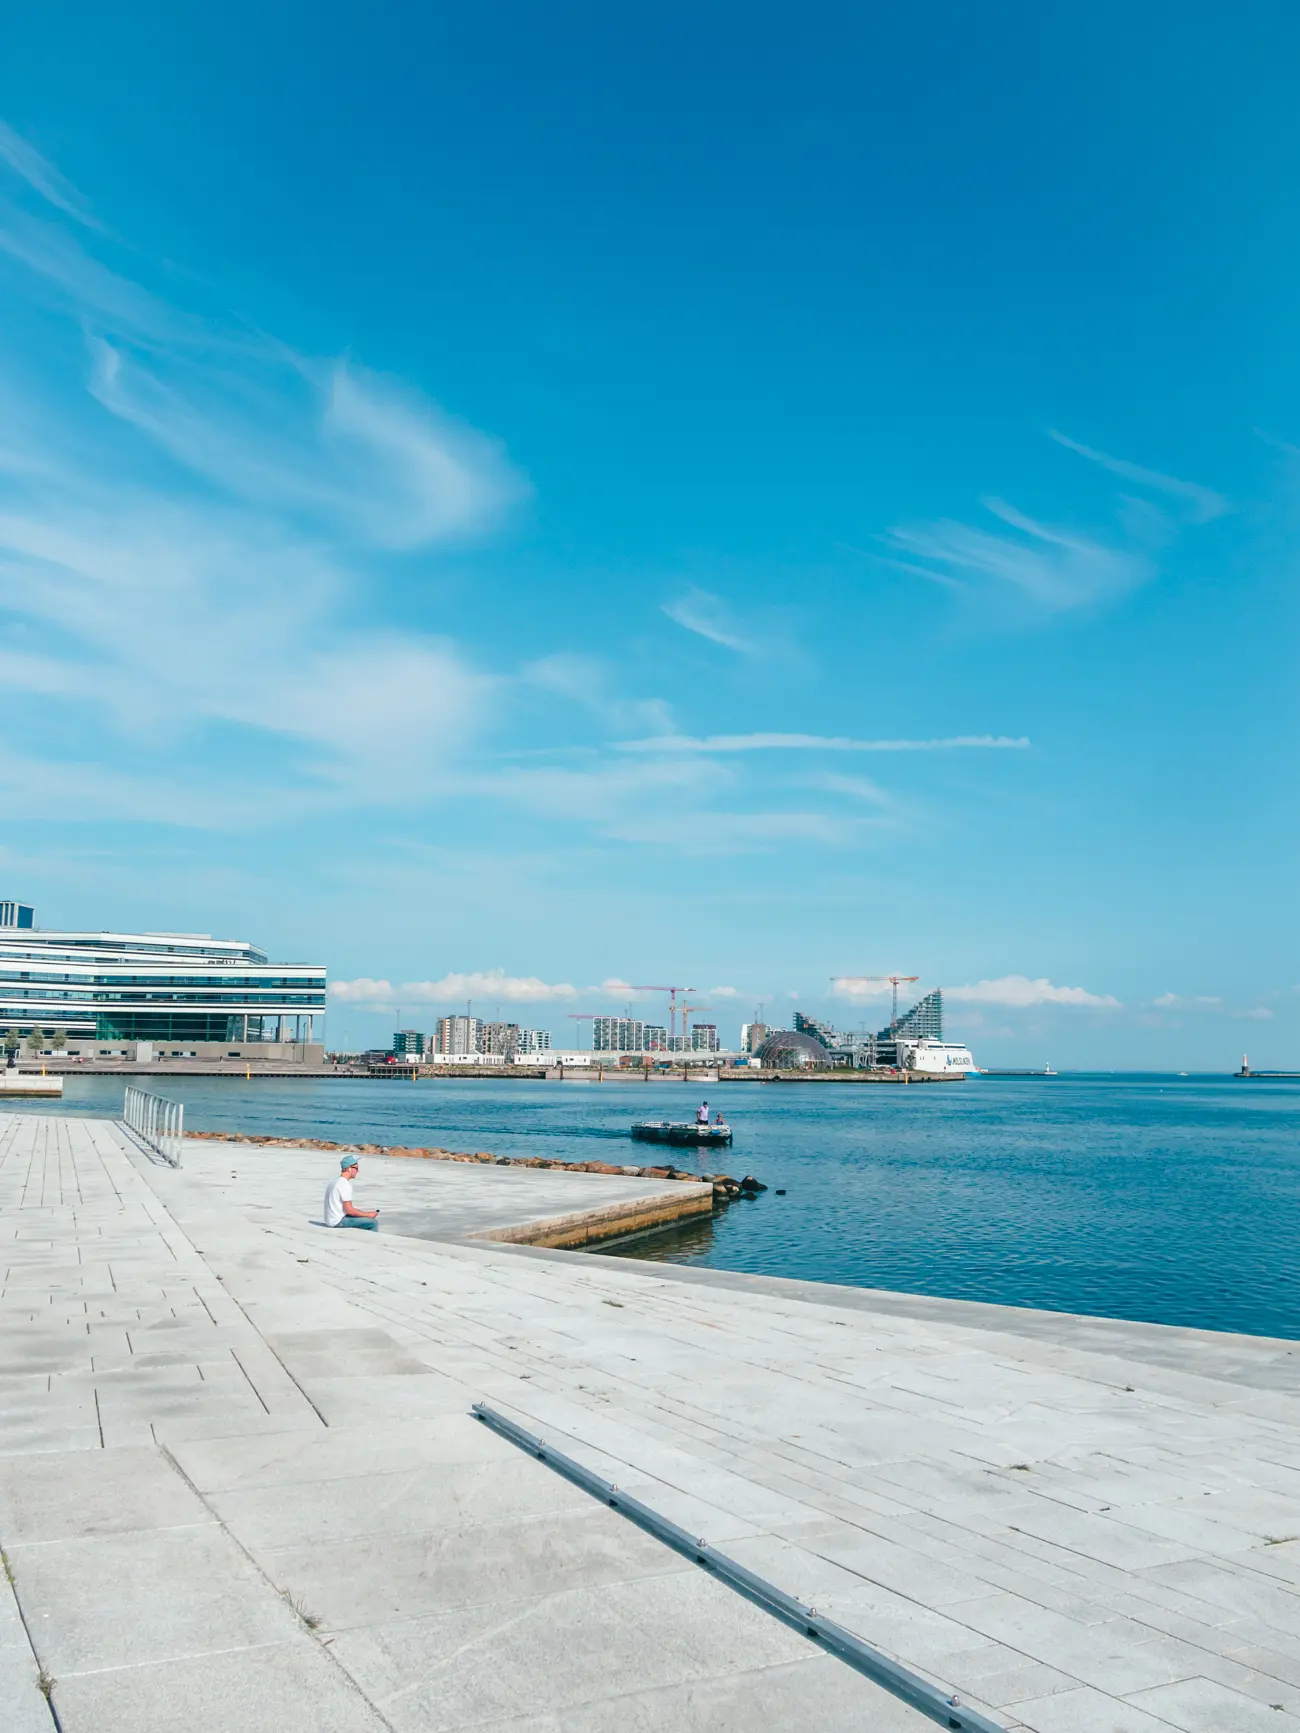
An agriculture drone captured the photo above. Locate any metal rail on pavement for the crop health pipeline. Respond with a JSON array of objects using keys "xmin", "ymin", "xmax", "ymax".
[
  {"xmin": 122, "ymin": 1085, "xmax": 184, "ymax": 1168},
  {"xmin": 471, "ymin": 1401, "xmax": 1004, "ymax": 1733}
]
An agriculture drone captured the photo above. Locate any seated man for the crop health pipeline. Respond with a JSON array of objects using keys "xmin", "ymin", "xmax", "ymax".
[{"xmin": 324, "ymin": 1157, "xmax": 379, "ymax": 1231}]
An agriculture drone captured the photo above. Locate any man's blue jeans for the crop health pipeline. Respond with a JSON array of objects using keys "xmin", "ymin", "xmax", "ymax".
[{"xmin": 333, "ymin": 1216, "xmax": 378, "ymax": 1232}]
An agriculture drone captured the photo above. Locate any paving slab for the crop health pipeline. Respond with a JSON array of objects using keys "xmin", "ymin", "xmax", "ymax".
[
  {"xmin": 49, "ymin": 1643, "xmax": 388, "ymax": 1733},
  {"xmin": 254, "ymin": 1503, "xmax": 693, "ymax": 1630},
  {"xmin": 7, "ymin": 1522, "xmax": 302, "ymax": 1673},
  {"xmin": 206, "ymin": 1454, "xmax": 597, "ymax": 1549},
  {"xmin": 0, "ymin": 1444, "xmax": 206, "ymax": 1543},
  {"xmin": 327, "ymin": 1568, "xmax": 819, "ymax": 1730},
  {"xmin": 167, "ymin": 1413, "xmax": 507, "ymax": 1494},
  {"xmin": 0, "ymin": 1566, "xmax": 51, "ymax": 1733},
  {"xmin": 1126, "ymin": 1676, "xmax": 1300, "ymax": 1730},
  {"xmin": 451, "ymin": 1654, "xmax": 928, "ymax": 1733}
]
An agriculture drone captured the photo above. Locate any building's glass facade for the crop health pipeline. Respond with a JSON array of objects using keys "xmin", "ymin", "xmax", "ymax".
[{"xmin": 0, "ymin": 923, "xmax": 325, "ymax": 1042}]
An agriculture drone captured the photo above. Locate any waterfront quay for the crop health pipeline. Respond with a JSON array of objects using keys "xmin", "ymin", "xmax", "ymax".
[
  {"xmin": 2, "ymin": 1114, "xmax": 1299, "ymax": 1733},
  {"xmin": 16, "ymin": 1056, "xmax": 967, "ymax": 1082}
]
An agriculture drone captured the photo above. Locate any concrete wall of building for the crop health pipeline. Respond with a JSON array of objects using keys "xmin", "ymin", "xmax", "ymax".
[{"xmin": 57, "ymin": 1040, "xmax": 327, "ymax": 1065}]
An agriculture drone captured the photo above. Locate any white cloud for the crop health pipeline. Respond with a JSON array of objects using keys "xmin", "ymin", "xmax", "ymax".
[
  {"xmin": 329, "ymin": 977, "xmax": 398, "ymax": 1004},
  {"xmin": 0, "ymin": 494, "xmax": 495, "ymax": 804},
  {"xmin": 328, "ymin": 971, "xmax": 697, "ymax": 1008},
  {"xmin": 829, "ymin": 978, "xmax": 896, "ymax": 1001},
  {"xmin": 485, "ymin": 754, "xmax": 726, "ymax": 825},
  {"xmin": 0, "ymin": 121, "xmax": 100, "ymax": 228},
  {"xmin": 0, "ymin": 127, "xmax": 1031, "ymax": 861},
  {"xmin": 1236, "ymin": 1006, "xmax": 1274, "ymax": 1021},
  {"xmin": 87, "ymin": 341, "xmax": 525, "ymax": 550},
  {"xmin": 1049, "ymin": 432, "xmax": 1229, "ymax": 524},
  {"xmin": 0, "ymin": 130, "xmax": 528, "ymax": 819},
  {"xmin": 522, "ymin": 653, "xmax": 673, "ymax": 735},
  {"xmin": 707, "ymin": 985, "xmax": 739, "ymax": 997},
  {"xmin": 619, "ymin": 732, "xmax": 1030, "ymax": 754},
  {"xmin": 944, "ymin": 976, "xmax": 1121, "ymax": 1008},
  {"xmin": 662, "ymin": 588, "xmax": 755, "ymax": 652},
  {"xmin": 1153, "ymin": 993, "xmax": 1222, "ymax": 1009},
  {"xmin": 805, "ymin": 772, "xmax": 892, "ymax": 805},
  {"xmin": 880, "ymin": 433, "xmax": 1226, "ymax": 619},
  {"xmin": 331, "ymin": 970, "xmax": 580, "ymax": 1006},
  {"xmin": 888, "ymin": 500, "xmax": 1145, "ymax": 612}
]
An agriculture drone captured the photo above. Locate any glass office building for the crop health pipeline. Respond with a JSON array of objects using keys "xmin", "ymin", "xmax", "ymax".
[{"xmin": 0, "ymin": 915, "xmax": 326, "ymax": 1044}]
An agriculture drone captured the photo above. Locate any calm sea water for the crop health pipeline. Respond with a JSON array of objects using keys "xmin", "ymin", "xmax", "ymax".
[{"xmin": 9, "ymin": 1072, "xmax": 1299, "ymax": 1340}]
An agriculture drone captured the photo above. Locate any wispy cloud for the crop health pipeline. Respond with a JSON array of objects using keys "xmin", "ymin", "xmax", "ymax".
[
  {"xmin": 0, "ymin": 120, "xmax": 100, "ymax": 228},
  {"xmin": 86, "ymin": 339, "xmax": 524, "ymax": 549},
  {"xmin": 0, "ymin": 126, "xmax": 1032, "ymax": 859},
  {"xmin": 945, "ymin": 976, "xmax": 1121, "ymax": 1008},
  {"xmin": 1153, "ymin": 993, "xmax": 1222, "ymax": 1009},
  {"xmin": 618, "ymin": 732, "xmax": 1030, "ymax": 754},
  {"xmin": 888, "ymin": 501, "xmax": 1145, "ymax": 612},
  {"xmin": 803, "ymin": 772, "xmax": 893, "ymax": 806},
  {"xmin": 1049, "ymin": 432, "xmax": 1229, "ymax": 524},
  {"xmin": 662, "ymin": 588, "xmax": 755, "ymax": 652},
  {"xmin": 522, "ymin": 653, "xmax": 673, "ymax": 735},
  {"xmin": 0, "ymin": 125, "xmax": 526, "ymax": 815},
  {"xmin": 883, "ymin": 432, "xmax": 1226, "ymax": 615}
]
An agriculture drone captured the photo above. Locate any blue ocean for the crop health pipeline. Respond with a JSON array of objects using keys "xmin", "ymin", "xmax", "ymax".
[{"xmin": 12, "ymin": 1072, "xmax": 1298, "ymax": 1341}]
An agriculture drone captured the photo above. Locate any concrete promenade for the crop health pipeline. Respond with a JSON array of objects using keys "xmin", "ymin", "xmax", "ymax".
[{"xmin": 2, "ymin": 1114, "xmax": 1299, "ymax": 1732}]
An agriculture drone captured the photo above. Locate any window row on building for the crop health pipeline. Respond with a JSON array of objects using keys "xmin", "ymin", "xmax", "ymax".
[{"xmin": 0, "ymin": 909, "xmax": 326, "ymax": 1046}]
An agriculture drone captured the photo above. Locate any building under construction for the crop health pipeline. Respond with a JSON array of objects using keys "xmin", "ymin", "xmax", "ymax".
[{"xmin": 787, "ymin": 989, "xmax": 946, "ymax": 1067}]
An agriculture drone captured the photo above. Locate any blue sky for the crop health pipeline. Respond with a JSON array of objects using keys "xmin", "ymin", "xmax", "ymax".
[{"xmin": 0, "ymin": 1, "xmax": 1296, "ymax": 1066}]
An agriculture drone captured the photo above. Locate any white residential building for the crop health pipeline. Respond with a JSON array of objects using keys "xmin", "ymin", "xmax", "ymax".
[
  {"xmin": 434, "ymin": 1015, "xmax": 480, "ymax": 1055},
  {"xmin": 593, "ymin": 1017, "xmax": 644, "ymax": 1051}
]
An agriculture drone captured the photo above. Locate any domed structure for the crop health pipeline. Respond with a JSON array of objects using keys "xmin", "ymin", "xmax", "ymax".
[{"xmin": 756, "ymin": 1030, "xmax": 830, "ymax": 1069}]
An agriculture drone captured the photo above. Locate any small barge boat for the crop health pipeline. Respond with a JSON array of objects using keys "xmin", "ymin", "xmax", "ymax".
[{"xmin": 631, "ymin": 1120, "xmax": 733, "ymax": 1147}]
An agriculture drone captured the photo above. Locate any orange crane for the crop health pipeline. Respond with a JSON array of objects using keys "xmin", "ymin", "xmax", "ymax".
[
  {"xmin": 831, "ymin": 974, "xmax": 919, "ymax": 1031},
  {"xmin": 631, "ymin": 985, "xmax": 695, "ymax": 1044}
]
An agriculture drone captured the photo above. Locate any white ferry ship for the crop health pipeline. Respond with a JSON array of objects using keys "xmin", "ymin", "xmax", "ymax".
[{"xmin": 896, "ymin": 1037, "xmax": 977, "ymax": 1077}]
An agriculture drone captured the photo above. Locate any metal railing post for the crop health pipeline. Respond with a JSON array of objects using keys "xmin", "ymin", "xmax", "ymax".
[{"xmin": 122, "ymin": 1086, "xmax": 184, "ymax": 1167}]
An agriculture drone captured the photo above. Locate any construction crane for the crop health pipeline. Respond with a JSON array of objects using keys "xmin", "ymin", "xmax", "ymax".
[
  {"xmin": 680, "ymin": 1002, "xmax": 712, "ymax": 1050},
  {"xmin": 831, "ymin": 974, "xmax": 919, "ymax": 1032},
  {"xmin": 630, "ymin": 986, "xmax": 695, "ymax": 1043},
  {"xmin": 566, "ymin": 1013, "xmax": 597, "ymax": 1051}
]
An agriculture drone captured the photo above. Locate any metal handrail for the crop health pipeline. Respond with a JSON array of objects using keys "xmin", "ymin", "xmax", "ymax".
[
  {"xmin": 123, "ymin": 1085, "xmax": 184, "ymax": 1167},
  {"xmin": 471, "ymin": 1402, "xmax": 1003, "ymax": 1733}
]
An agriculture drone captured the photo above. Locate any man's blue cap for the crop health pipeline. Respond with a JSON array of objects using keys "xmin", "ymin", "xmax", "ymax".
[{"xmin": 341, "ymin": 1155, "xmax": 358, "ymax": 1170}]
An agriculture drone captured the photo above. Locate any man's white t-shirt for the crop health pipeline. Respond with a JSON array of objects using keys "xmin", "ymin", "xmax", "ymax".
[{"xmin": 323, "ymin": 1175, "xmax": 351, "ymax": 1226}]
